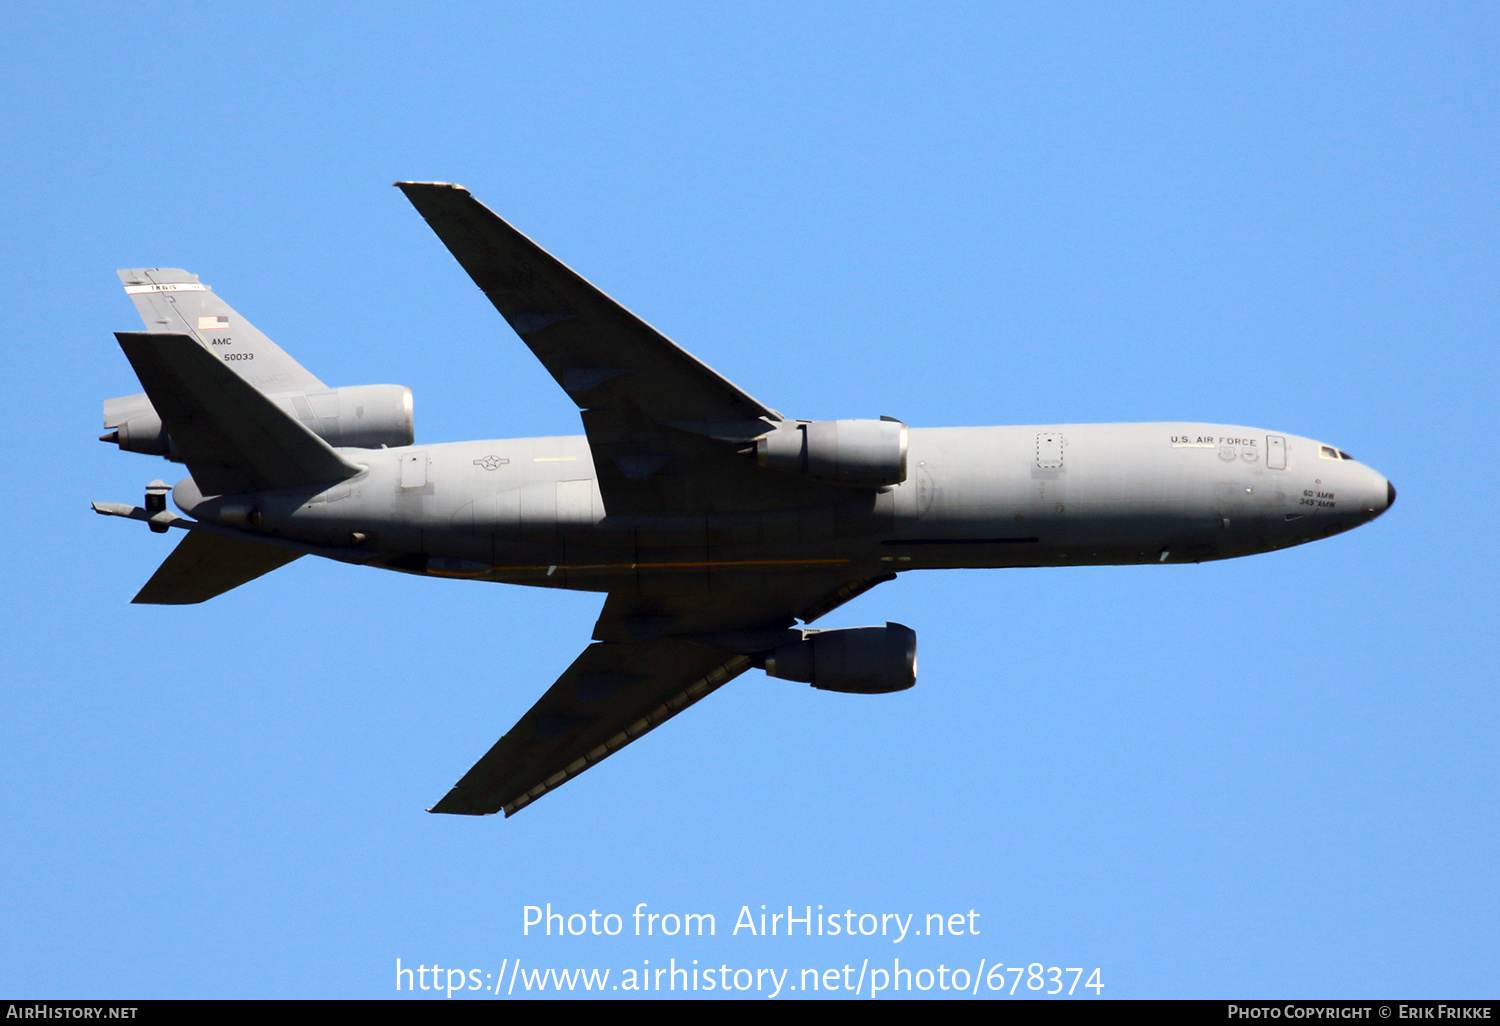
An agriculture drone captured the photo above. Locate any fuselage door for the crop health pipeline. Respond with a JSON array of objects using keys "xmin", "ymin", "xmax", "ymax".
[
  {"xmin": 1266, "ymin": 435, "xmax": 1287, "ymax": 470},
  {"xmin": 400, "ymin": 451, "xmax": 429, "ymax": 488},
  {"xmin": 1036, "ymin": 432, "xmax": 1064, "ymax": 469}
]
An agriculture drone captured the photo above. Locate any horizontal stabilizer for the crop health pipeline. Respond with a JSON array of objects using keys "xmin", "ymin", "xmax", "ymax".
[
  {"xmin": 116, "ymin": 332, "xmax": 362, "ymax": 496},
  {"xmin": 133, "ymin": 530, "xmax": 303, "ymax": 605}
]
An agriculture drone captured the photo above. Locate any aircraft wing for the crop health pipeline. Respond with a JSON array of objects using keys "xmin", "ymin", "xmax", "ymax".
[
  {"xmin": 397, "ymin": 182, "xmax": 850, "ymax": 517},
  {"xmin": 430, "ymin": 571, "xmax": 893, "ymax": 816},
  {"xmin": 395, "ymin": 182, "xmax": 775, "ymax": 424},
  {"xmin": 430, "ymin": 638, "xmax": 751, "ymax": 816}
]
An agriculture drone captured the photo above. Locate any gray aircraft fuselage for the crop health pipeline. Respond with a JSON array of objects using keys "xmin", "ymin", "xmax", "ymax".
[
  {"xmin": 99, "ymin": 184, "xmax": 1395, "ymax": 816},
  {"xmin": 172, "ymin": 422, "xmax": 1393, "ymax": 590}
]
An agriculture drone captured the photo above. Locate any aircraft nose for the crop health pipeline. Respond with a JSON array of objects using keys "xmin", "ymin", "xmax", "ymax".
[
  {"xmin": 1363, "ymin": 472, "xmax": 1396, "ymax": 521},
  {"xmin": 1348, "ymin": 462, "xmax": 1394, "ymax": 523}
]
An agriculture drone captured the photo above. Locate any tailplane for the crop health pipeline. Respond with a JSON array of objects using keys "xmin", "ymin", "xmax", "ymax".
[
  {"xmin": 133, "ymin": 531, "xmax": 304, "ymax": 605},
  {"xmin": 115, "ymin": 331, "xmax": 362, "ymax": 496}
]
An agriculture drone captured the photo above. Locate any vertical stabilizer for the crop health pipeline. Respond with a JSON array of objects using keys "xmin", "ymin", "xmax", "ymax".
[{"xmin": 116, "ymin": 268, "xmax": 325, "ymax": 393}]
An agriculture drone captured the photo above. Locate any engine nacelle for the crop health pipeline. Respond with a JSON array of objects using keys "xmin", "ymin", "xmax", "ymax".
[
  {"xmin": 103, "ymin": 393, "xmax": 171, "ymax": 457},
  {"xmin": 765, "ymin": 623, "xmax": 917, "ymax": 694},
  {"xmin": 102, "ymin": 383, "xmax": 415, "ymax": 458},
  {"xmin": 756, "ymin": 417, "xmax": 908, "ymax": 488}
]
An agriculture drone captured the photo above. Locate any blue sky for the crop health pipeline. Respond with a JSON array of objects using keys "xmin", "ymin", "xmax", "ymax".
[{"xmin": 1, "ymin": 2, "xmax": 1495, "ymax": 999}]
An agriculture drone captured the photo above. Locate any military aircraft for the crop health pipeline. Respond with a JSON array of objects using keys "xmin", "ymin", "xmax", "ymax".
[{"xmin": 95, "ymin": 182, "xmax": 1396, "ymax": 817}]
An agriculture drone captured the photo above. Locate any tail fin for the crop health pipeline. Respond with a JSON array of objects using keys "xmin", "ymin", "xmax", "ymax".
[
  {"xmin": 116, "ymin": 268, "xmax": 324, "ymax": 393},
  {"xmin": 115, "ymin": 331, "xmax": 361, "ymax": 496},
  {"xmin": 133, "ymin": 530, "xmax": 303, "ymax": 604}
]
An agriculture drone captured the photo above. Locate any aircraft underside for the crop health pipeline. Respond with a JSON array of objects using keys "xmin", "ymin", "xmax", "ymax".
[{"xmin": 95, "ymin": 183, "xmax": 1394, "ymax": 817}]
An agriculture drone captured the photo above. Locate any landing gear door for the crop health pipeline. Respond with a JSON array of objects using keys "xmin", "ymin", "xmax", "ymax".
[{"xmin": 1266, "ymin": 435, "xmax": 1286, "ymax": 470}]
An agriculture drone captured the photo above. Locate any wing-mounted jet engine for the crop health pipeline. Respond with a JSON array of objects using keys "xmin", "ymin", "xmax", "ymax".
[
  {"xmin": 763, "ymin": 623, "xmax": 918, "ymax": 694},
  {"xmin": 754, "ymin": 417, "xmax": 909, "ymax": 487},
  {"xmin": 94, "ymin": 182, "xmax": 1396, "ymax": 819}
]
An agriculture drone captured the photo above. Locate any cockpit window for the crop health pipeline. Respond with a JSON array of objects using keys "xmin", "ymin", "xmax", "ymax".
[
  {"xmin": 1339, "ymin": 451, "xmax": 1355, "ymax": 461},
  {"xmin": 1320, "ymin": 445, "xmax": 1340, "ymax": 460}
]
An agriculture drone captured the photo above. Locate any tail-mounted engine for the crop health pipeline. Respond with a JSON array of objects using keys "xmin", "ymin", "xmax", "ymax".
[
  {"xmin": 102, "ymin": 383, "xmax": 414, "ymax": 458},
  {"xmin": 755, "ymin": 417, "xmax": 908, "ymax": 488},
  {"xmin": 764, "ymin": 623, "xmax": 917, "ymax": 694}
]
